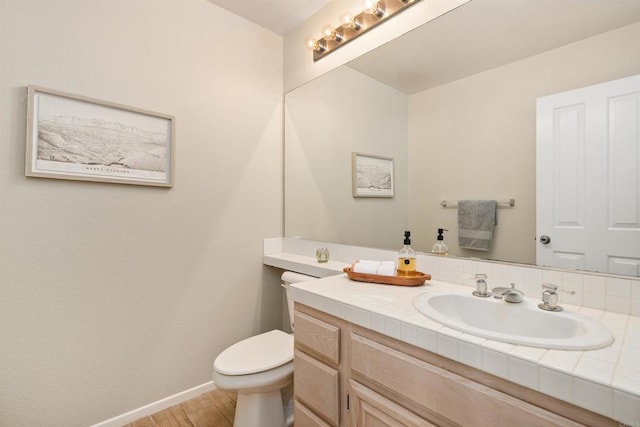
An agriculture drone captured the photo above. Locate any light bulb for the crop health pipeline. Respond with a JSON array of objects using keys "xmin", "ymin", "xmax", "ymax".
[
  {"xmin": 305, "ymin": 36, "xmax": 317, "ymax": 50},
  {"xmin": 305, "ymin": 37, "xmax": 327, "ymax": 52},
  {"xmin": 322, "ymin": 25, "xmax": 344, "ymax": 42},
  {"xmin": 322, "ymin": 25, "xmax": 334, "ymax": 39},
  {"xmin": 365, "ymin": 0, "xmax": 385, "ymax": 18},
  {"xmin": 340, "ymin": 13, "xmax": 362, "ymax": 30},
  {"xmin": 340, "ymin": 13, "xmax": 353, "ymax": 27}
]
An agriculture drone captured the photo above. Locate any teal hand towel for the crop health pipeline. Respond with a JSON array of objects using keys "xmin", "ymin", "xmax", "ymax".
[{"xmin": 458, "ymin": 200, "xmax": 497, "ymax": 251}]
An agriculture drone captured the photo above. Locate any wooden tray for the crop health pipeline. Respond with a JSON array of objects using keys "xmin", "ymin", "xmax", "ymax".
[{"xmin": 343, "ymin": 266, "xmax": 431, "ymax": 286}]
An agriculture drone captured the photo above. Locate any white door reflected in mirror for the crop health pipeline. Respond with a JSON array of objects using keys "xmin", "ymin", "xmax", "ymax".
[{"xmin": 536, "ymin": 74, "xmax": 640, "ymax": 277}]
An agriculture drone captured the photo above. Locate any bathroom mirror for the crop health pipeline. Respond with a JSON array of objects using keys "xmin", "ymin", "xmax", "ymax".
[{"xmin": 284, "ymin": 0, "xmax": 640, "ymax": 276}]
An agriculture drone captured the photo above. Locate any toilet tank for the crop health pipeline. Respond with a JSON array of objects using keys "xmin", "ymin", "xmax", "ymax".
[{"xmin": 281, "ymin": 271, "xmax": 316, "ymax": 332}]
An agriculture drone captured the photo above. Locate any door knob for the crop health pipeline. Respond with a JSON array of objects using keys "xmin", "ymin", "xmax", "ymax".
[{"xmin": 539, "ymin": 235, "xmax": 551, "ymax": 245}]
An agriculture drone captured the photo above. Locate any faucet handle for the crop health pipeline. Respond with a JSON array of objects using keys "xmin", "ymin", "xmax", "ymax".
[
  {"xmin": 472, "ymin": 273, "xmax": 491, "ymax": 298},
  {"xmin": 538, "ymin": 283, "xmax": 574, "ymax": 312},
  {"xmin": 542, "ymin": 283, "xmax": 576, "ymax": 295}
]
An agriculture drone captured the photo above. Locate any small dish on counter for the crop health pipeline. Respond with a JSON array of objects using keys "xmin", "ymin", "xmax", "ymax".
[{"xmin": 343, "ymin": 265, "xmax": 431, "ymax": 286}]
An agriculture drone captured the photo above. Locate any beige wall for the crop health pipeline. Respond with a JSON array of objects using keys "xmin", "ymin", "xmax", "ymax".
[
  {"xmin": 285, "ymin": 66, "xmax": 408, "ymax": 249},
  {"xmin": 0, "ymin": 1, "xmax": 283, "ymax": 425},
  {"xmin": 408, "ymin": 22, "xmax": 640, "ymax": 263}
]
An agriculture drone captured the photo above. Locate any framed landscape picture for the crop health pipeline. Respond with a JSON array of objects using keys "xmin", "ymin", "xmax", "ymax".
[
  {"xmin": 26, "ymin": 85, "xmax": 174, "ymax": 187},
  {"xmin": 352, "ymin": 152, "xmax": 394, "ymax": 197}
]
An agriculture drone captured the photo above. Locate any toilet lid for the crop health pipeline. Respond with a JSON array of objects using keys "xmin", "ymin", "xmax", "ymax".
[{"xmin": 214, "ymin": 330, "xmax": 294, "ymax": 376}]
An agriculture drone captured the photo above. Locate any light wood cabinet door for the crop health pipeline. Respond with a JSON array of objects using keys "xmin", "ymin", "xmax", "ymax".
[
  {"xmin": 349, "ymin": 331, "xmax": 583, "ymax": 427},
  {"xmin": 295, "ymin": 399, "xmax": 333, "ymax": 427},
  {"xmin": 294, "ymin": 349, "xmax": 340, "ymax": 426},
  {"xmin": 349, "ymin": 380, "xmax": 435, "ymax": 427}
]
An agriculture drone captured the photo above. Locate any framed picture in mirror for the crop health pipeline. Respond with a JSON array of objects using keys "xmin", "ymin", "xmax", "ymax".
[{"xmin": 352, "ymin": 152, "xmax": 394, "ymax": 198}]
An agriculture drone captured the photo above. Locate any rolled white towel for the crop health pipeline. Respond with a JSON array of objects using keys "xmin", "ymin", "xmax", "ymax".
[
  {"xmin": 352, "ymin": 260, "xmax": 397, "ymax": 276},
  {"xmin": 377, "ymin": 261, "xmax": 396, "ymax": 277},
  {"xmin": 353, "ymin": 260, "xmax": 379, "ymax": 275}
]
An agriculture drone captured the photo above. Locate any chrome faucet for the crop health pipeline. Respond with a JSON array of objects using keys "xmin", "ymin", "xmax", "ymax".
[
  {"xmin": 491, "ymin": 282, "xmax": 524, "ymax": 303},
  {"xmin": 472, "ymin": 274, "xmax": 491, "ymax": 298},
  {"xmin": 538, "ymin": 283, "xmax": 575, "ymax": 312}
]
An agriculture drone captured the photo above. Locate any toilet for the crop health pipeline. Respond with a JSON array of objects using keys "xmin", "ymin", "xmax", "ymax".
[{"xmin": 213, "ymin": 271, "xmax": 315, "ymax": 427}]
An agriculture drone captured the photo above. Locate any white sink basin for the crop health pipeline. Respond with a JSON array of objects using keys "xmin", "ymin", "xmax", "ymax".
[{"xmin": 412, "ymin": 291, "xmax": 614, "ymax": 350}]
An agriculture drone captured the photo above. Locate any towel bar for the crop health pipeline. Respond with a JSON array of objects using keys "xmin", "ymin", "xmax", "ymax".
[{"xmin": 440, "ymin": 198, "xmax": 515, "ymax": 208}]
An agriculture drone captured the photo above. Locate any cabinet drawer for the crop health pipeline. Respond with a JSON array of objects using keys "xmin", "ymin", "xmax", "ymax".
[
  {"xmin": 350, "ymin": 332, "xmax": 581, "ymax": 426},
  {"xmin": 294, "ymin": 399, "xmax": 332, "ymax": 427},
  {"xmin": 294, "ymin": 349, "xmax": 340, "ymax": 426},
  {"xmin": 295, "ymin": 310, "xmax": 340, "ymax": 364}
]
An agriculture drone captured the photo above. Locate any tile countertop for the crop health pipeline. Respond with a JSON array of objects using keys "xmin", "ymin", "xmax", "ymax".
[{"xmin": 288, "ymin": 273, "xmax": 640, "ymax": 425}]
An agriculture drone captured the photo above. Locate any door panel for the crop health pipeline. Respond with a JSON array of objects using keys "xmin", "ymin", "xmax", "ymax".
[{"xmin": 537, "ymin": 74, "xmax": 640, "ymax": 276}]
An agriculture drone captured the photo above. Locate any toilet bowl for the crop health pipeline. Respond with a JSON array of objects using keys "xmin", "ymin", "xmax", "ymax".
[{"xmin": 212, "ymin": 271, "xmax": 315, "ymax": 427}]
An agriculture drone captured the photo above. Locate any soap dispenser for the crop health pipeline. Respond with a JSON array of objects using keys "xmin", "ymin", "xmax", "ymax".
[
  {"xmin": 431, "ymin": 228, "xmax": 449, "ymax": 256},
  {"xmin": 397, "ymin": 230, "xmax": 417, "ymax": 276}
]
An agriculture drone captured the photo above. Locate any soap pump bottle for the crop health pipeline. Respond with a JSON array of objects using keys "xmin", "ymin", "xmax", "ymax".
[
  {"xmin": 431, "ymin": 228, "xmax": 449, "ymax": 256},
  {"xmin": 398, "ymin": 230, "xmax": 417, "ymax": 276}
]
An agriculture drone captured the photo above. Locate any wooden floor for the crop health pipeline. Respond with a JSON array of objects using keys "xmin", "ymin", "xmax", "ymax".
[{"xmin": 125, "ymin": 389, "xmax": 237, "ymax": 427}]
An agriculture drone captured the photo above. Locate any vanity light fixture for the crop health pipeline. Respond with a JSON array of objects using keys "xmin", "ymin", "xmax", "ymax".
[{"xmin": 306, "ymin": 0, "xmax": 422, "ymax": 61}]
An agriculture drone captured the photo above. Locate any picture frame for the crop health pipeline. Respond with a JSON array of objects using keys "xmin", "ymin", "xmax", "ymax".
[
  {"xmin": 26, "ymin": 85, "xmax": 175, "ymax": 187},
  {"xmin": 352, "ymin": 152, "xmax": 394, "ymax": 198}
]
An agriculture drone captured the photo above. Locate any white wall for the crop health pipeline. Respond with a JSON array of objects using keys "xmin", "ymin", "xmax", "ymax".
[
  {"xmin": 408, "ymin": 22, "xmax": 640, "ymax": 264},
  {"xmin": 285, "ymin": 66, "xmax": 408, "ymax": 249},
  {"xmin": 0, "ymin": 1, "xmax": 283, "ymax": 425}
]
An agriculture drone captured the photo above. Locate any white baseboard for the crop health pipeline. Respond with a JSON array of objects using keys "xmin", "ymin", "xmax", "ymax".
[{"xmin": 91, "ymin": 381, "xmax": 217, "ymax": 427}]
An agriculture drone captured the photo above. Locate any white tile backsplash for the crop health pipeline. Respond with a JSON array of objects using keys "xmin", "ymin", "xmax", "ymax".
[
  {"xmin": 541, "ymin": 269, "xmax": 563, "ymax": 287},
  {"xmin": 607, "ymin": 277, "xmax": 632, "ymax": 297},
  {"xmin": 632, "ymin": 299, "xmax": 640, "ymax": 317},
  {"xmin": 507, "ymin": 265, "xmax": 525, "ymax": 283},
  {"xmin": 606, "ymin": 295, "xmax": 632, "ymax": 315},
  {"xmin": 273, "ymin": 237, "xmax": 639, "ymax": 316},
  {"xmin": 632, "ymin": 280, "xmax": 640, "ymax": 298},
  {"xmin": 584, "ymin": 274, "xmax": 607, "ymax": 293},
  {"xmin": 582, "ymin": 291, "xmax": 606, "ymax": 310}
]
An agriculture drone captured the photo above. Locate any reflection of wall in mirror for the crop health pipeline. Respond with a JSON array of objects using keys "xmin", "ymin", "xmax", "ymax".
[
  {"xmin": 285, "ymin": 66, "xmax": 408, "ymax": 249},
  {"xmin": 408, "ymin": 21, "xmax": 640, "ymax": 266}
]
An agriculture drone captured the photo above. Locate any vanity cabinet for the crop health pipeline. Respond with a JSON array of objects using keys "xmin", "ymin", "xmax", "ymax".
[
  {"xmin": 293, "ymin": 308, "xmax": 343, "ymax": 426},
  {"xmin": 294, "ymin": 303, "xmax": 617, "ymax": 427}
]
